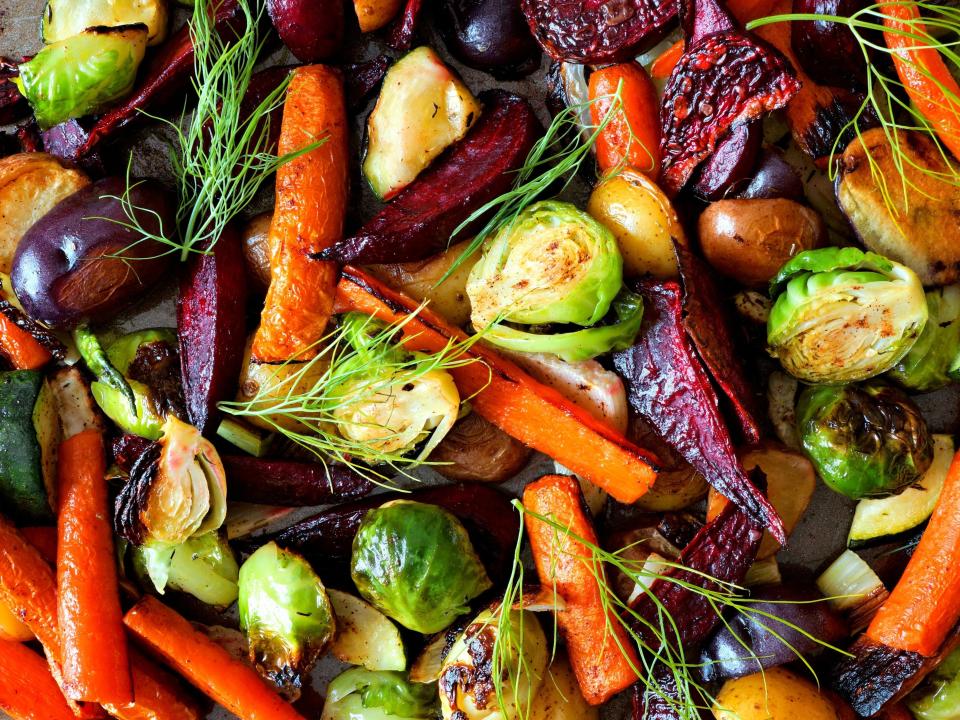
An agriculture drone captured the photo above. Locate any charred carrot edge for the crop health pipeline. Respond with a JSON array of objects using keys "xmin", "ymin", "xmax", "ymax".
[
  {"xmin": 867, "ymin": 446, "xmax": 960, "ymax": 655},
  {"xmin": 883, "ymin": 0, "xmax": 960, "ymax": 159},
  {"xmin": 57, "ymin": 430, "xmax": 132, "ymax": 705},
  {"xmin": 0, "ymin": 314, "xmax": 51, "ymax": 370},
  {"xmin": 123, "ymin": 596, "xmax": 306, "ymax": 720},
  {"xmin": 0, "ymin": 638, "xmax": 75, "ymax": 720},
  {"xmin": 589, "ymin": 62, "xmax": 661, "ymax": 176},
  {"xmin": 19, "ymin": 526, "xmax": 57, "ymax": 564},
  {"xmin": 522, "ymin": 474, "xmax": 640, "ymax": 705},
  {"xmin": 252, "ymin": 64, "xmax": 349, "ymax": 363},
  {"xmin": 334, "ymin": 267, "xmax": 659, "ymax": 503},
  {"xmin": 105, "ymin": 651, "xmax": 203, "ymax": 720}
]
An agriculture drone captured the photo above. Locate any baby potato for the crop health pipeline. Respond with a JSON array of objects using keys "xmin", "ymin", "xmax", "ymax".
[
  {"xmin": 587, "ymin": 169, "xmax": 684, "ymax": 279},
  {"xmin": 714, "ymin": 667, "xmax": 840, "ymax": 720},
  {"xmin": 698, "ymin": 198, "xmax": 824, "ymax": 287},
  {"xmin": 241, "ymin": 212, "xmax": 272, "ymax": 293},
  {"xmin": 529, "ymin": 654, "xmax": 598, "ymax": 720}
]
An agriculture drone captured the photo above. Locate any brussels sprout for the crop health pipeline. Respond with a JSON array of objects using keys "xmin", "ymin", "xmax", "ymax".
[
  {"xmin": 439, "ymin": 606, "xmax": 548, "ymax": 720},
  {"xmin": 131, "ymin": 532, "xmax": 239, "ymax": 607},
  {"xmin": 92, "ymin": 379, "xmax": 165, "ymax": 440},
  {"xmin": 797, "ymin": 382, "xmax": 933, "ymax": 499},
  {"xmin": 888, "ymin": 285, "xmax": 960, "ymax": 392},
  {"xmin": 322, "ymin": 669, "xmax": 438, "ymax": 720},
  {"xmin": 908, "ymin": 646, "xmax": 960, "ymax": 720},
  {"xmin": 351, "ymin": 500, "xmax": 492, "ymax": 633},
  {"xmin": 239, "ymin": 542, "xmax": 335, "ymax": 689},
  {"xmin": 16, "ymin": 25, "xmax": 148, "ymax": 129},
  {"xmin": 106, "ymin": 328, "xmax": 178, "ymax": 373},
  {"xmin": 767, "ymin": 247, "xmax": 928, "ymax": 383}
]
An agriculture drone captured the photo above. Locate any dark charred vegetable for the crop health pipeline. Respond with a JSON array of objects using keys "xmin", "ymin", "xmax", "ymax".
[
  {"xmin": 689, "ymin": 121, "xmax": 762, "ymax": 201},
  {"xmin": 0, "ymin": 61, "xmax": 27, "ymax": 125},
  {"xmin": 386, "ymin": 0, "xmax": 425, "ymax": 50},
  {"xmin": 343, "ymin": 55, "xmax": 390, "ymax": 112},
  {"xmin": 737, "ymin": 149, "xmax": 805, "ymax": 201},
  {"xmin": 429, "ymin": 412, "xmax": 532, "ymax": 483},
  {"xmin": 40, "ymin": 120, "xmax": 104, "ymax": 175},
  {"xmin": 633, "ymin": 665, "xmax": 702, "ymax": 720},
  {"xmin": 268, "ymin": 0, "xmax": 342, "ymax": 61},
  {"xmin": 520, "ymin": 0, "xmax": 677, "ymax": 63},
  {"xmin": 112, "ymin": 433, "xmax": 154, "ymax": 474},
  {"xmin": 792, "ymin": 0, "xmax": 868, "ymax": 90},
  {"xmin": 320, "ymin": 90, "xmax": 541, "ymax": 265},
  {"xmin": 221, "ymin": 456, "xmax": 375, "ymax": 506},
  {"xmin": 440, "ymin": 0, "xmax": 541, "ymax": 78},
  {"xmin": 11, "ymin": 176, "xmax": 175, "ymax": 329},
  {"xmin": 177, "ymin": 224, "xmax": 248, "ymax": 435}
]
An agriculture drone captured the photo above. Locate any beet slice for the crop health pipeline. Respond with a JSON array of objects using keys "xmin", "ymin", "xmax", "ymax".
[
  {"xmin": 221, "ymin": 456, "xmax": 374, "ymax": 506},
  {"xmin": 267, "ymin": 0, "xmax": 343, "ymax": 62},
  {"xmin": 387, "ymin": 0, "xmax": 426, "ymax": 51}
]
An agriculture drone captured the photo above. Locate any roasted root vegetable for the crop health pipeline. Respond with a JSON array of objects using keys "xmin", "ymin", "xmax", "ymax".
[
  {"xmin": 523, "ymin": 474, "xmax": 640, "ymax": 705},
  {"xmin": 222, "ymin": 456, "xmax": 374, "ymax": 506},
  {"xmin": 268, "ymin": 0, "xmax": 343, "ymax": 62},
  {"xmin": 713, "ymin": 667, "xmax": 841, "ymax": 720},
  {"xmin": 42, "ymin": 0, "xmax": 170, "ymax": 45},
  {"xmin": 690, "ymin": 121, "xmax": 763, "ymax": 202},
  {"xmin": 252, "ymin": 65, "xmax": 347, "ymax": 363},
  {"xmin": 791, "ymin": 0, "xmax": 867, "ymax": 90},
  {"xmin": 240, "ymin": 213, "xmax": 272, "ymax": 292},
  {"xmin": 353, "ymin": 0, "xmax": 404, "ymax": 32},
  {"xmin": 327, "ymin": 589, "xmax": 406, "ymax": 672},
  {"xmin": 0, "ymin": 637, "xmax": 75, "ymax": 720},
  {"xmin": 429, "ymin": 412, "xmax": 532, "ymax": 483},
  {"xmin": 440, "ymin": 0, "xmax": 540, "ymax": 77},
  {"xmin": 588, "ymin": 62, "xmax": 660, "ymax": 176}
]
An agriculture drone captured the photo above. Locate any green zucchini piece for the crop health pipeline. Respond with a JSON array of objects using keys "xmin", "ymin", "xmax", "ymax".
[
  {"xmin": 215, "ymin": 417, "xmax": 272, "ymax": 457},
  {"xmin": 43, "ymin": 0, "xmax": 170, "ymax": 46},
  {"xmin": 32, "ymin": 378, "xmax": 61, "ymax": 509},
  {"xmin": 848, "ymin": 434, "xmax": 955, "ymax": 546},
  {"xmin": 0, "ymin": 371, "xmax": 52, "ymax": 522}
]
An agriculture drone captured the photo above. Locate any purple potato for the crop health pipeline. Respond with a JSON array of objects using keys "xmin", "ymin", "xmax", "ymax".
[
  {"xmin": 690, "ymin": 122, "xmax": 762, "ymax": 201},
  {"xmin": 268, "ymin": 0, "xmax": 343, "ymax": 62},
  {"xmin": 441, "ymin": 0, "xmax": 541, "ymax": 78},
  {"xmin": 737, "ymin": 149, "xmax": 805, "ymax": 201}
]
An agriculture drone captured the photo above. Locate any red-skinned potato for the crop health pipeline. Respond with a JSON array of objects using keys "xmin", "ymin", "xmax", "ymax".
[
  {"xmin": 268, "ymin": 0, "xmax": 343, "ymax": 62},
  {"xmin": 11, "ymin": 176, "xmax": 175, "ymax": 329}
]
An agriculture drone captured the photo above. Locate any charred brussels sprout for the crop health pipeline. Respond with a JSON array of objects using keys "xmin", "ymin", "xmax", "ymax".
[
  {"xmin": 888, "ymin": 285, "xmax": 960, "ymax": 392},
  {"xmin": 322, "ymin": 669, "xmax": 438, "ymax": 720},
  {"xmin": 767, "ymin": 248, "xmax": 927, "ymax": 383},
  {"xmin": 131, "ymin": 531, "xmax": 239, "ymax": 607},
  {"xmin": 466, "ymin": 200, "xmax": 636, "ymax": 361},
  {"xmin": 439, "ymin": 606, "xmax": 548, "ymax": 720},
  {"xmin": 239, "ymin": 542, "xmax": 335, "ymax": 690},
  {"xmin": 351, "ymin": 500, "xmax": 492, "ymax": 634},
  {"xmin": 797, "ymin": 383, "xmax": 933, "ymax": 499}
]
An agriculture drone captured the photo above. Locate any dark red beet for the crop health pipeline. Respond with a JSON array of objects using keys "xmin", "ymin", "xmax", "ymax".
[
  {"xmin": 690, "ymin": 121, "xmax": 762, "ymax": 201},
  {"xmin": 344, "ymin": 56, "xmax": 390, "ymax": 112},
  {"xmin": 111, "ymin": 434, "xmax": 155, "ymax": 474},
  {"xmin": 632, "ymin": 666, "xmax": 698, "ymax": 720},
  {"xmin": 319, "ymin": 90, "xmax": 542, "ymax": 265},
  {"xmin": 737, "ymin": 148, "xmax": 804, "ymax": 200},
  {"xmin": 221, "ymin": 456, "xmax": 374, "ymax": 506},
  {"xmin": 387, "ymin": 0, "xmax": 425, "ymax": 51},
  {"xmin": 268, "ymin": 0, "xmax": 343, "ymax": 62},
  {"xmin": 177, "ymin": 224, "xmax": 249, "ymax": 435},
  {"xmin": 792, "ymin": 0, "xmax": 868, "ymax": 91}
]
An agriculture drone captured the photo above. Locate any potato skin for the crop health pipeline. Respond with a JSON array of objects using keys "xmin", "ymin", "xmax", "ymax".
[
  {"xmin": 714, "ymin": 667, "xmax": 840, "ymax": 720},
  {"xmin": 241, "ymin": 212, "xmax": 272, "ymax": 293},
  {"xmin": 698, "ymin": 198, "xmax": 824, "ymax": 287},
  {"xmin": 0, "ymin": 153, "xmax": 89, "ymax": 274}
]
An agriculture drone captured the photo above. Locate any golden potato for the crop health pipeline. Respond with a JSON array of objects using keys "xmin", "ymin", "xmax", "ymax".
[
  {"xmin": 530, "ymin": 654, "xmax": 599, "ymax": 720},
  {"xmin": 241, "ymin": 212, "xmax": 273, "ymax": 293},
  {"xmin": 0, "ymin": 153, "xmax": 89, "ymax": 274},
  {"xmin": 714, "ymin": 667, "xmax": 840, "ymax": 720},
  {"xmin": 587, "ymin": 169, "xmax": 684, "ymax": 279},
  {"xmin": 353, "ymin": 0, "xmax": 404, "ymax": 32},
  {"xmin": 698, "ymin": 198, "xmax": 824, "ymax": 287}
]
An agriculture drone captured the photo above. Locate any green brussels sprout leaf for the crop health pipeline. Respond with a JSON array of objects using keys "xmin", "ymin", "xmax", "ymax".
[
  {"xmin": 131, "ymin": 532, "xmax": 239, "ymax": 608},
  {"xmin": 908, "ymin": 645, "xmax": 960, "ymax": 720},
  {"xmin": 92, "ymin": 379, "xmax": 164, "ymax": 440},
  {"xmin": 769, "ymin": 246, "xmax": 895, "ymax": 296},
  {"xmin": 105, "ymin": 328, "xmax": 178, "ymax": 374},
  {"xmin": 888, "ymin": 286, "xmax": 960, "ymax": 392},
  {"xmin": 322, "ymin": 668, "xmax": 438, "ymax": 720}
]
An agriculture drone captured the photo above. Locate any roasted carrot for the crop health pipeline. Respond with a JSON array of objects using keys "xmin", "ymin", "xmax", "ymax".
[
  {"xmin": 589, "ymin": 62, "xmax": 661, "ymax": 176},
  {"xmin": 867, "ymin": 446, "xmax": 960, "ymax": 656},
  {"xmin": 57, "ymin": 429, "xmax": 131, "ymax": 705},
  {"xmin": 19, "ymin": 526, "xmax": 56, "ymax": 563},
  {"xmin": 123, "ymin": 596, "xmax": 306, "ymax": 720},
  {"xmin": 105, "ymin": 651, "xmax": 203, "ymax": 720},
  {"xmin": 883, "ymin": 0, "xmax": 960, "ymax": 159},
  {"xmin": 0, "ymin": 637, "xmax": 75, "ymax": 720},
  {"xmin": 522, "ymin": 474, "xmax": 640, "ymax": 705},
  {"xmin": 0, "ymin": 601, "xmax": 32, "ymax": 641},
  {"xmin": 650, "ymin": 40, "xmax": 685, "ymax": 79},
  {"xmin": 252, "ymin": 64, "xmax": 349, "ymax": 363},
  {"xmin": 0, "ymin": 313, "xmax": 51, "ymax": 370},
  {"xmin": 334, "ymin": 267, "xmax": 659, "ymax": 504}
]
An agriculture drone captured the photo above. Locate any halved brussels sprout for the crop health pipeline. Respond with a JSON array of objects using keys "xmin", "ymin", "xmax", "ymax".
[
  {"xmin": 131, "ymin": 532, "xmax": 239, "ymax": 608},
  {"xmin": 114, "ymin": 415, "xmax": 228, "ymax": 544},
  {"xmin": 888, "ymin": 285, "xmax": 960, "ymax": 392},
  {"xmin": 767, "ymin": 247, "xmax": 928, "ymax": 384},
  {"xmin": 239, "ymin": 542, "xmax": 335, "ymax": 690},
  {"xmin": 93, "ymin": 379, "xmax": 165, "ymax": 440},
  {"xmin": 16, "ymin": 25, "xmax": 148, "ymax": 129},
  {"xmin": 797, "ymin": 382, "xmax": 933, "ymax": 499},
  {"xmin": 322, "ymin": 669, "xmax": 438, "ymax": 720},
  {"xmin": 351, "ymin": 500, "xmax": 492, "ymax": 634},
  {"xmin": 439, "ymin": 606, "xmax": 548, "ymax": 720}
]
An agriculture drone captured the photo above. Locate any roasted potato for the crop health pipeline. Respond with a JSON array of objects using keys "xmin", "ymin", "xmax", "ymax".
[
  {"xmin": 630, "ymin": 416, "xmax": 708, "ymax": 512},
  {"xmin": 353, "ymin": 0, "xmax": 404, "ymax": 32},
  {"xmin": 430, "ymin": 412, "xmax": 531, "ymax": 483},
  {"xmin": 241, "ymin": 212, "xmax": 272, "ymax": 292},
  {"xmin": 837, "ymin": 127, "xmax": 960, "ymax": 285},
  {"xmin": 0, "ymin": 153, "xmax": 89, "ymax": 274},
  {"xmin": 587, "ymin": 169, "xmax": 684, "ymax": 279},
  {"xmin": 714, "ymin": 667, "xmax": 840, "ymax": 720},
  {"xmin": 698, "ymin": 198, "xmax": 824, "ymax": 287},
  {"xmin": 530, "ymin": 654, "xmax": 599, "ymax": 720}
]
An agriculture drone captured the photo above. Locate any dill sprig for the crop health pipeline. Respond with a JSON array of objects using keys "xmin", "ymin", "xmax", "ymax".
[{"xmin": 748, "ymin": 0, "xmax": 960, "ymax": 216}]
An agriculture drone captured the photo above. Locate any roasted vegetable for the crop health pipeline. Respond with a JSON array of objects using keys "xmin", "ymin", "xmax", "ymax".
[
  {"xmin": 907, "ymin": 646, "xmax": 960, "ymax": 720},
  {"xmin": 324, "ymin": 668, "xmax": 436, "ymax": 720},
  {"xmin": 42, "ymin": 0, "xmax": 169, "ymax": 45},
  {"xmin": 430, "ymin": 412, "xmax": 532, "ymax": 483},
  {"xmin": 767, "ymin": 247, "xmax": 928, "ymax": 384},
  {"xmin": 440, "ymin": 0, "xmax": 540, "ymax": 77},
  {"xmin": 889, "ymin": 286, "xmax": 960, "ymax": 392},
  {"xmin": 268, "ymin": 0, "xmax": 342, "ymax": 61},
  {"xmin": 16, "ymin": 25, "xmax": 148, "ymax": 129},
  {"xmin": 354, "ymin": 0, "xmax": 404, "ymax": 32},
  {"xmin": 351, "ymin": 500, "xmax": 492, "ymax": 633},
  {"xmin": 363, "ymin": 47, "xmax": 481, "ymax": 200},
  {"xmin": 0, "ymin": 371, "xmax": 54, "ymax": 522},
  {"xmin": 817, "ymin": 549, "xmax": 889, "ymax": 633},
  {"xmin": 222, "ymin": 456, "xmax": 374, "ymax": 507},
  {"xmin": 327, "ymin": 589, "xmax": 406, "ymax": 672},
  {"xmin": 713, "ymin": 667, "xmax": 841, "ymax": 720},
  {"xmin": 589, "ymin": 62, "xmax": 660, "ymax": 176},
  {"xmin": 238, "ymin": 542, "xmax": 335, "ymax": 690},
  {"xmin": 791, "ymin": 0, "xmax": 867, "ymax": 90},
  {"xmin": 241, "ymin": 213, "xmax": 272, "ymax": 292},
  {"xmin": 321, "ymin": 90, "xmax": 542, "ymax": 265},
  {"xmin": 630, "ymin": 418, "xmax": 708, "ymax": 512},
  {"xmin": 132, "ymin": 532, "xmax": 239, "ymax": 608},
  {"xmin": 11, "ymin": 176, "xmax": 175, "ymax": 329},
  {"xmin": 738, "ymin": 148, "xmax": 804, "ymax": 201}
]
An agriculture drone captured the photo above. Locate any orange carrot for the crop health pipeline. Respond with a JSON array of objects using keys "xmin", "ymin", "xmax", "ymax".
[
  {"xmin": 0, "ymin": 638, "xmax": 75, "ymax": 720},
  {"xmin": 252, "ymin": 65, "xmax": 349, "ymax": 363},
  {"xmin": 650, "ymin": 40, "xmax": 685, "ymax": 79},
  {"xmin": 522, "ymin": 474, "xmax": 640, "ymax": 705},
  {"xmin": 589, "ymin": 62, "xmax": 661, "ymax": 176},
  {"xmin": 867, "ymin": 446, "xmax": 960, "ymax": 655},
  {"xmin": 105, "ymin": 651, "xmax": 203, "ymax": 720},
  {"xmin": 57, "ymin": 429, "xmax": 131, "ymax": 705},
  {"xmin": 19, "ymin": 526, "xmax": 57, "ymax": 563},
  {"xmin": 334, "ymin": 267, "xmax": 659, "ymax": 504},
  {"xmin": 883, "ymin": 0, "xmax": 960, "ymax": 159},
  {"xmin": 124, "ymin": 596, "xmax": 305, "ymax": 720},
  {"xmin": 0, "ymin": 314, "xmax": 51, "ymax": 370}
]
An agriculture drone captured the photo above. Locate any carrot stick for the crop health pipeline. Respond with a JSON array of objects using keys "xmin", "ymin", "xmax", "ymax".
[
  {"xmin": 0, "ymin": 637, "xmax": 75, "ymax": 720},
  {"xmin": 334, "ymin": 267, "xmax": 659, "ymax": 504},
  {"xmin": 589, "ymin": 62, "xmax": 661, "ymax": 176},
  {"xmin": 0, "ymin": 314, "xmax": 51, "ymax": 370},
  {"xmin": 19, "ymin": 526, "xmax": 56, "ymax": 563},
  {"xmin": 867, "ymin": 446, "xmax": 960, "ymax": 655},
  {"xmin": 883, "ymin": 0, "xmax": 960, "ymax": 159},
  {"xmin": 123, "ymin": 596, "xmax": 306, "ymax": 720},
  {"xmin": 105, "ymin": 651, "xmax": 203, "ymax": 720},
  {"xmin": 57, "ymin": 429, "xmax": 131, "ymax": 705},
  {"xmin": 522, "ymin": 474, "xmax": 640, "ymax": 705},
  {"xmin": 252, "ymin": 64, "xmax": 349, "ymax": 363},
  {"xmin": 650, "ymin": 40, "xmax": 684, "ymax": 79}
]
